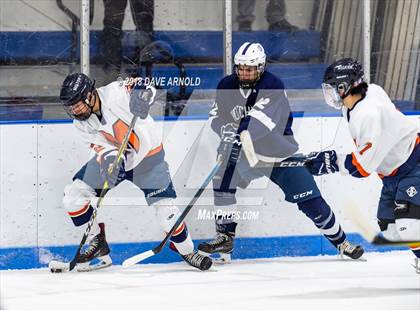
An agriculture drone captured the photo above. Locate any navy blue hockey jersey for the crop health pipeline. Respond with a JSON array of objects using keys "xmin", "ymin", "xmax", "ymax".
[{"xmin": 210, "ymin": 71, "xmax": 298, "ymax": 161}]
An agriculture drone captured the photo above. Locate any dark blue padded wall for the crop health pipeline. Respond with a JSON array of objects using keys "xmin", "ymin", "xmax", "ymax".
[{"xmin": 0, "ymin": 30, "xmax": 321, "ymax": 62}]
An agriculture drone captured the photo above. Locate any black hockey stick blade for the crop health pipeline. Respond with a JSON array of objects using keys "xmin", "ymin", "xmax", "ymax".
[
  {"xmin": 344, "ymin": 203, "xmax": 420, "ymax": 247},
  {"xmin": 371, "ymin": 235, "xmax": 420, "ymax": 247},
  {"xmin": 49, "ymin": 116, "xmax": 138, "ymax": 273},
  {"xmin": 123, "ymin": 160, "xmax": 223, "ymax": 268}
]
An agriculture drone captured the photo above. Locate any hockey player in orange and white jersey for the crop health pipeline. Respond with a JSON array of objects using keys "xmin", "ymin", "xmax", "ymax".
[
  {"xmin": 307, "ymin": 58, "xmax": 420, "ymax": 272},
  {"xmin": 59, "ymin": 73, "xmax": 212, "ymax": 271}
]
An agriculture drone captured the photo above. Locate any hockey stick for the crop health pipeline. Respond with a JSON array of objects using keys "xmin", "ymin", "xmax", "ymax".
[
  {"xmin": 344, "ymin": 203, "xmax": 420, "ymax": 247},
  {"xmin": 240, "ymin": 130, "xmax": 310, "ymax": 168},
  {"xmin": 122, "ymin": 160, "xmax": 223, "ymax": 267},
  {"xmin": 49, "ymin": 116, "xmax": 138, "ymax": 273}
]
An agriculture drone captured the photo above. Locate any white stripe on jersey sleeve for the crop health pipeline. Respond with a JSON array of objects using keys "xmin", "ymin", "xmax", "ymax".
[{"xmin": 248, "ymin": 110, "xmax": 276, "ymax": 131}]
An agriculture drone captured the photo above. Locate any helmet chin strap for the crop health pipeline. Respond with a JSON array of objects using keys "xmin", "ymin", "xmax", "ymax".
[{"xmin": 73, "ymin": 91, "xmax": 97, "ymax": 121}]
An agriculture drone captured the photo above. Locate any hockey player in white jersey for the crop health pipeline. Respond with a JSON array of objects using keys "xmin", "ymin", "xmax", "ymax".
[
  {"xmin": 59, "ymin": 73, "xmax": 212, "ymax": 271},
  {"xmin": 308, "ymin": 58, "xmax": 420, "ymax": 271}
]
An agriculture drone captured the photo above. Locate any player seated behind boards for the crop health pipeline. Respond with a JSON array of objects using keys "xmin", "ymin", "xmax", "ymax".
[
  {"xmin": 307, "ymin": 58, "xmax": 420, "ymax": 272},
  {"xmin": 59, "ymin": 73, "xmax": 212, "ymax": 271},
  {"xmin": 198, "ymin": 42, "xmax": 364, "ymax": 262}
]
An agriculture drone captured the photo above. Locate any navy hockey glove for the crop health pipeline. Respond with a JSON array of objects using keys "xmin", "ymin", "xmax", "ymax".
[
  {"xmin": 99, "ymin": 151, "xmax": 126, "ymax": 188},
  {"xmin": 129, "ymin": 85, "xmax": 156, "ymax": 119},
  {"xmin": 217, "ymin": 123, "xmax": 241, "ymax": 165},
  {"xmin": 306, "ymin": 150, "xmax": 339, "ymax": 176}
]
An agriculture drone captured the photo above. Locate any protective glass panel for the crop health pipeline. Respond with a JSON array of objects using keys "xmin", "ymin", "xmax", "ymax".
[
  {"xmin": 231, "ymin": 0, "xmax": 333, "ymax": 115},
  {"xmin": 0, "ymin": 0, "xmax": 80, "ymax": 120}
]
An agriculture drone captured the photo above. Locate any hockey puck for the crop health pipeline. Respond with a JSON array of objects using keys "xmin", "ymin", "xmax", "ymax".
[{"xmin": 50, "ymin": 268, "xmax": 63, "ymax": 273}]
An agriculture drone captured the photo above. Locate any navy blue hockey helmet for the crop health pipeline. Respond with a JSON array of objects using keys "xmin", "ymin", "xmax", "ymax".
[
  {"xmin": 322, "ymin": 58, "xmax": 364, "ymax": 109},
  {"xmin": 60, "ymin": 73, "xmax": 96, "ymax": 120}
]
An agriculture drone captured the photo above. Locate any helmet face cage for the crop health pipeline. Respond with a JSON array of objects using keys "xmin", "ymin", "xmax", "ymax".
[
  {"xmin": 63, "ymin": 94, "xmax": 94, "ymax": 121},
  {"xmin": 322, "ymin": 58, "xmax": 364, "ymax": 108},
  {"xmin": 321, "ymin": 83, "xmax": 343, "ymax": 109},
  {"xmin": 234, "ymin": 63, "xmax": 265, "ymax": 88},
  {"xmin": 234, "ymin": 42, "xmax": 266, "ymax": 88},
  {"xmin": 60, "ymin": 73, "xmax": 95, "ymax": 121}
]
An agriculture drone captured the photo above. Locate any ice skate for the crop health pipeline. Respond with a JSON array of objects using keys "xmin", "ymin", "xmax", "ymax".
[
  {"xmin": 182, "ymin": 250, "xmax": 213, "ymax": 271},
  {"xmin": 338, "ymin": 240, "xmax": 364, "ymax": 260},
  {"xmin": 76, "ymin": 225, "xmax": 112, "ymax": 272},
  {"xmin": 198, "ymin": 233, "xmax": 234, "ymax": 263}
]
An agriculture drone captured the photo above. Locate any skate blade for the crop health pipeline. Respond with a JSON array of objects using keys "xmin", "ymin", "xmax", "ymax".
[
  {"xmin": 213, "ymin": 253, "xmax": 232, "ymax": 265},
  {"xmin": 337, "ymin": 254, "xmax": 367, "ymax": 262},
  {"xmin": 206, "ymin": 265, "xmax": 218, "ymax": 272},
  {"xmin": 197, "ymin": 250, "xmax": 232, "ymax": 264},
  {"xmin": 198, "ymin": 250, "xmax": 232, "ymax": 265},
  {"xmin": 77, "ymin": 255, "xmax": 112, "ymax": 272}
]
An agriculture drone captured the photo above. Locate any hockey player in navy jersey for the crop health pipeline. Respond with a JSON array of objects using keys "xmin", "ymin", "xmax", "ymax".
[
  {"xmin": 198, "ymin": 42, "xmax": 364, "ymax": 262},
  {"xmin": 58, "ymin": 73, "xmax": 212, "ymax": 271},
  {"xmin": 308, "ymin": 58, "xmax": 420, "ymax": 272}
]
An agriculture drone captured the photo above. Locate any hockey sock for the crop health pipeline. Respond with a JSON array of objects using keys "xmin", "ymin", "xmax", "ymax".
[
  {"xmin": 216, "ymin": 220, "xmax": 238, "ymax": 236},
  {"xmin": 214, "ymin": 204, "xmax": 238, "ymax": 236},
  {"xmin": 298, "ymin": 197, "xmax": 346, "ymax": 247},
  {"xmin": 169, "ymin": 223, "xmax": 194, "ymax": 255}
]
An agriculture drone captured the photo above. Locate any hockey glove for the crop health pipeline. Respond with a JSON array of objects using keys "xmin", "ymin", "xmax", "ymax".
[
  {"xmin": 306, "ymin": 150, "xmax": 339, "ymax": 176},
  {"xmin": 99, "ymin": 151, "xmax": 127, "ymax": 188},
  {"xmin": 129, "ymin": 85, "xmax": 157, "ymax": 119},
  {"xmin": 217, "ymin": 123, "xmax": 242, "ymax": 166}
]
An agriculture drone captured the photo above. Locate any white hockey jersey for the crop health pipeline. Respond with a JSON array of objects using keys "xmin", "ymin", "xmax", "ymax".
[
  {"xmin": 73, "ymin": 82, "xmax": 164, "ymax": 171},
  {"xmin": 337, "ymin": 84, "xmax": 419, "ymax": 178}
]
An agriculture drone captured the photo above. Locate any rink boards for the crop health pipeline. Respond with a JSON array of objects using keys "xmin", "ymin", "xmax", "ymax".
[{"xmin": 0, "ymin": 115, "xmax": 419, "ymax": 269}]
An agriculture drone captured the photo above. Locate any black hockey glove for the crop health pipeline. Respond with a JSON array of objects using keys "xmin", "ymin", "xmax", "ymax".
[
  {"xmin": 99, "ymin": 151, "xmax": 127, "ymax": 188},
  {"xmin": 306, "ymin": 150, "xmax": 339, "ymax": 176},
  {"xmin": 129, "ymin": 85, "xmax": 156, "ymax": 119},
  {"xmin": 217, "ymin": 123, "xmax": 242, "ymax": 166}
]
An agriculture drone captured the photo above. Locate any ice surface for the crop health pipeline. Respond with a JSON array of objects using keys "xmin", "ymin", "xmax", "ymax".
[{"xmin": 1, "ymin": 251, "xmax": 419, "ymax": 310}]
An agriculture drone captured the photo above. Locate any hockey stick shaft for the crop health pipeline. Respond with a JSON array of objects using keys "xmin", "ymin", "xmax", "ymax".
[
  {"xmin": 66, "ymin": 116, "xmax": 138, "ymax": 271},
  {"xmin": 123, "ymin": 160, "xmax": 223, "ymax": 267}
]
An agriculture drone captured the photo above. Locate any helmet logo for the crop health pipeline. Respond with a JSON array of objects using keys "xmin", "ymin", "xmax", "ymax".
[
  {"xmin": 73, "ymin": 76, "xmax": 82, "ymax": 91},
  {"xmin": 335, "ymin": 64, "xmax": 354, "ymax": 70}
]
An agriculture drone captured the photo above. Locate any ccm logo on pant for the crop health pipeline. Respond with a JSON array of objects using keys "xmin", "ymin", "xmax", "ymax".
[{"xmin": 293, "ymin": 190, "xmax": 313, "ymax": 200}]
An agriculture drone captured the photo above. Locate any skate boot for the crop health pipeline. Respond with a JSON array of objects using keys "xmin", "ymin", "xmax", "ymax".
[
  {"xmin": 181, "ymin": 250, "xmax": 213, "ymax": 271},
  {"xmin": 338, "ymin": 240, "xmax": 364, "ymax": 260},
  {"xmin": 77, "ymin": 223, "xmax": 112, "ymax": 272},
  {"xmin": 198, "ymin": 233, "xmax": 234, "ymax": 263}
]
